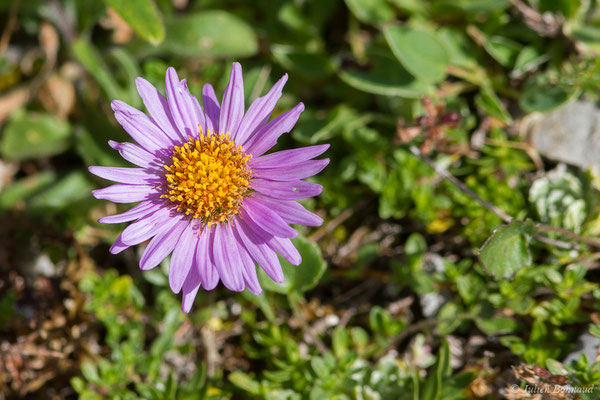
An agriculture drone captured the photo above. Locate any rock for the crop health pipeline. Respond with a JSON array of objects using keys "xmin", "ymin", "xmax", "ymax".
[
  {"xmin": 530, "ymin": 100, "xmax": 600, "ymax": 170},
  {"xmin": 562, "ymin": 332, "xmax": 599, "ymax": 365}
]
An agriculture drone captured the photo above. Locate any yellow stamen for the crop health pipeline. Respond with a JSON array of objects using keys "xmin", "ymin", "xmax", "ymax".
[{"xmin": 160, "ymin": 129, "xmax": 252, "ymax": 225}]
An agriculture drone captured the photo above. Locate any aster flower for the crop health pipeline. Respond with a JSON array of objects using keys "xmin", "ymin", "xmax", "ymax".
[{"xmin": 89, "ymin": 63, "xmax": 329, "ymax": 312}]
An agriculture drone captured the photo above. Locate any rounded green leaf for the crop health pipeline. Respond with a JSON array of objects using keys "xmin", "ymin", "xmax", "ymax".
[
  {"xmin": 1, "ymin": 109, "xmax": 71, "ymax": 161},
  {"xmin": 479, "ymin": 220, "xmax": 534, "ymax": 279},
  {"xmin": 339, "ymin": 49, "xmax": 433, "ymax": 97},
  {"xmin": 104, "ymin": 0, "xmax": 165, "ymax": 45},
  {"xmin": 344, "ymin": 0, "xmax": 395, "ymax": 24},
  {"xmin": 258, "ymin": 236, "xmax": 327, "ymax": 294},
  {"xmin": 383, "ymin": 25, "xmax": 449, "ymax": 83},
  {"xmin": 133, "ymin": 11, "xmax": 258, "ymax": 58},
  {"xmin": 520, "ymin": 85, "xmax": 576, "ymax": 113}
]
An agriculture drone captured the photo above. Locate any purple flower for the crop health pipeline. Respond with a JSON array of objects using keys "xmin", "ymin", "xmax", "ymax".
[{"xmin": 89, "ymin": 63, "xmax": 328, "ymax": 312}]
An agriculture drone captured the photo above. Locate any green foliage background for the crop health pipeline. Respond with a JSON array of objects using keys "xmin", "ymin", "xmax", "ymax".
[{"xmin": 3, "ymin": 0, "xmax": 600, "ymax": 398}]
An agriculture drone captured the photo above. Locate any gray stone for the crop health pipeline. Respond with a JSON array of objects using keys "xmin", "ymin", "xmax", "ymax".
[
  {"xmin": 562, "ymin": 332, "xmax": 599, "ymax": 365},
  {"xmin": 530, "ymin": 100, "xmax": 600, "ymax": 170}
]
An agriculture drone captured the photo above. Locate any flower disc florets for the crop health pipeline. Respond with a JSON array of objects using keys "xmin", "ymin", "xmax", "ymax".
[{"xmin": 161, "ymin": 130, "xmax": 252, "ymax": 225}]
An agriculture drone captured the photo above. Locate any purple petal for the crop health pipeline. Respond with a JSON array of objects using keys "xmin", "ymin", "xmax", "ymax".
[
  {"xmin": 92, "ymin": 184, "xmax": 158, "ymax": 203},
  {"xmin": 233, "ymin": 219, "xmax": 284, "ymax": 283},
  {"xmin": 252, "ymin": 194, "xmax": 323, "ymax": 226},
  {"xmin": 236, "ymin": 74, "xmax": 288, "ymax": 146},
  {"xmin": 244, "ymin": 102, "xmax": 304, "ymax": 156},
  {"xmin": 268, "ymin": 236, "xmax": 302, "ymax": 265},
  {"xmin": 181, "ymin": 263, "xmax": 201, "ymax": 313},
  {"xmin": 139, "ymin": 216, "xmax": 188, "ymax": 270},
  {"xmin": 110, "ymin": 233, "xmax": 130, "ymax": 254},
  {"xmin": 120, "ymin": 207, "xmax": 171, "ymax": 245},
  {"xmin": 250, "ymin": 144, "xmax": 330, "ymax": 169},
  {"xmin": 89, "ymin": 166, "xmax": 160, "ymax": 184},
  {"xmin": 236, "ymin": 239, "xmax": 263, "ymax": 295},
  {"xmin": 219, "ymin": 62, "xmax": 244, "ymax": 137},
  {"xmin": 253, "ymin": 159, "xmax": 329, "ymax": 181},
  {"xmin": 250, "ymin": 179, "xmax": 323, "ymax": 200},
  {"xmin": 182, "ymin": 79, "xmax": 206, "ymax": 136},
  {"xmin": 241, "ymin": 197, "xmax": 298, "ymax": 238},
  {"xmin": 108, "ymin": 141, "xmax": 158, "ymax": 169},
  {"xmin": 98, "ymin": 200, "xmax": 161, "ymax": 224},
  {"xmin": 197, "ymin": 227, "xmax": 219, "ymax": 290},
  {"xmin": 202, "ymin": 84, "xmax": 220, "ymax": 134},
  {"xmin": 112, "ymin": 100, "xmax": 171, "ymax": 151},
  {"xmin": 165, "ymin": 68, "xmax": 201, "ymax": 140},
  {"xmin": 241, "ymin": 215, "xmax": 301, "ymax": 265},
  {"xmin": 169, "ymin": 221, "xmax": 199, "ymax": 293},
  {"xmin": 135, "ymin": 77, "xmax": 180, "ymax": 143},
  {"xmin": 212, "ymin": 224, "xmax": 244, "ymax": 292}
]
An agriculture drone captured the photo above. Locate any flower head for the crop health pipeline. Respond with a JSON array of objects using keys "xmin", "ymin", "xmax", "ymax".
[{"xmin": 90, "ymin": 63, "xmax": 329, "ymax": 312}]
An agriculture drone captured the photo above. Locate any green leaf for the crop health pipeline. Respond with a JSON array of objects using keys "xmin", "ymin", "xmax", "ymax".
[
  {"xmin": 475, "ymin": 87, "xmax": 512, "ymax": 122},
  {"xmin": 332, "ymin": 327, "xmax": 349, "ymax": 358},
  {"xmin": 72, "ymin": 38, "xmax": 123, "ymax": 102},
  {"xmin": 103, "ymin": 0, "xmax": 165, "ymax": 45},
  {"xmin": 339, "ymin": 49, "xmax": 432, "ymax": 97},
  {"xmin": 1, "ymin": 109, "xmax": 71, "ymax": 161},
  {"xmin": 229, "ymin": 372, "xmax": 261, "ymax": 395},
  {"xmin": 483, "ymin": 36, "xmax": 522, "ymax": 68},
  {"xmin": 311, "ymin": 356, "xmax": 331, "ymax": 378},
  {"xmin": 29, "ymin": 171, "xmax": 95, "ymax": 210},
  {"xmin": 0, "ymin": 172, "xmax": 56, "ymax": 210},
  {"xmin": 133, "ymin": 11, "xmax": 258, "ymax": 58},
  {"xmin": 383, "ymin": 25, "xmax": 449, "ymax": 83},
  {"xmin": 423, "ymin": 340, "xmax": 451, "ymax": 400},
  {"xmin": 258, "ymin": 236, "xmax": 326, "ymax": 294},
  {"xmin": 520, "ymin": 85, "xmax": 576, "ymax": 113},
  {"xmin": 475, "ymin": 316, "xmax": 519, "ymax": 334},
  {"xmin": 344, "ymin": 0, "xmax": 395, "ymax": 24},
  {"xmin": 590, "ymin": 324, "xmax": 600, "ymax": 339},
  {"xmin": 546, "ymin": 358, "xmax": 568, "ymax": 376},
  {"xmin": 479, "ymin": 220, "xmax": 534, "ymax": 279},
  {"xmin": 271, "ymin": 45, "xmax": 335, "ymax": 79}
]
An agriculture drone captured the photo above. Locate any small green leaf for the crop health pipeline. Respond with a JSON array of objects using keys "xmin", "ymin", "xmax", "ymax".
[
  {"xmin": 311, "ymin": 357, "xmax": 330, "ymax": 378},
  {"xmin": 81, "ymin": 362, "xmax": 100, "ymax": 384},
  {"xmin": 591, "ymin": 324, "xmax": 600, "ymax": 339},
  {"xmin": 0, "ymin": 172, "xmax": 56, "ymax": 210},
  {"xmin": 475, "ymin": 316, "xmax": 519, "ymax": 334},
  {"xmin": 479, "ymin": 220, "xmax": 534, "ymax": 279},
  {"xmin": 229, "ymin": 372, "xmax": 261, "ymax": 395},
  {"xmin": 1, "ymin": 109, "xmax": 71, "ymax": 161},
  {"xmin": 339, "ymin": 49, "xmax": 432, "ymax": 97},
  {"xmin": 546, "ymin": 358, "xmax": 568, "ymax": 376},
  {"xmin": 258, "ymin": 236, "xmax": 326, "ymax": 294},
  {"xmin": 475, "ymin": 87, "xmax": 512, "ymax": 122},
  {"xmin": 344, "ymin": 0, "xmax": 395, "ymax": 24},
  {"xmin": 72, "ymin": 38, "xmax": 123, "ymax": 102},
  {"xmin": 103, "ymin": 0, "xmax": 165, "ymax": 45},
  {"xmin": 332, "ymin": 327, "xmax": 349, "ymax": 358},
  {"xmin": 383, "ymin": 25, "xmax": 449, "ymax": 83},
  {"xmin": 29, "ymin": 171, "xmax": 95, "ymax": 210},
  {"xmin": 271, "ymin": 45, "xmax": 335, "ymax": 79},
  {"xmin": 133, "ymin": 11, "xmax": 258, "ymax": 58},
  {"xmin": 520, "ymin": 85, "xmax": 575, "ymax": 113}
]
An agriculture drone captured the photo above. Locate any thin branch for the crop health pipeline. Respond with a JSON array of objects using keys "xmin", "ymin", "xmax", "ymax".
[
  {"xmin": 409, "ymin": 145, "xmax": 513, "ymax": 224},
  {"xmin": 409, "ymin": 145, "xmax": 588, "ymax": 251},
  {"xmin": 0, "ymin": 0, "xmax": 20, "ymax": 59},
  {"xmin": 536, "ymin": 224, "xmax": 600, "ymax": 249}
]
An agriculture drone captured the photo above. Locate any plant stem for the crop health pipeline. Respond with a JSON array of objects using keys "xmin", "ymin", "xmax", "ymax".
[
  {"xmin": 536, "ymin": 224, "xmax": 600, "ymax": 249},
  {"xmin": 409, "ymin": 145, "xmax": 513, "ymax": 223},
  {"xmin": 409, "ymin": 145, "xmax": 600, "ymax": 250}
]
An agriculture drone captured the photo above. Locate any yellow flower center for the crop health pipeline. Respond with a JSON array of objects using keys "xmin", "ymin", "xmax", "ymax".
[{"xmin": 161, "ymin": 131, "xmax": 252, "ymax": 225}]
